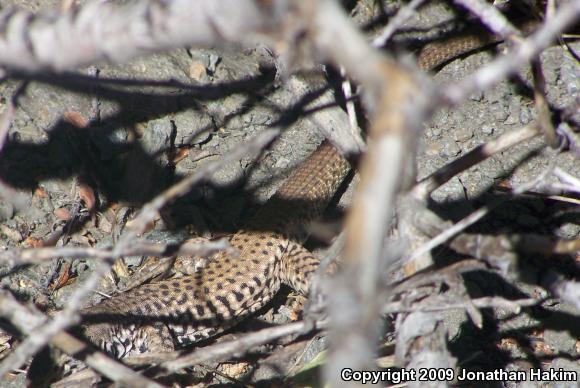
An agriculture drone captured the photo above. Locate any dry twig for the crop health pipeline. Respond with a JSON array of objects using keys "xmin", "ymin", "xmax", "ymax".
[
  {"xmin": 0, "ymin": 238, "xmax": 230, "ymax": 266},
  {"xmin": 0, "ymin": 0, "xmax": 276, "ymax": 72},
  {"xmin": 0, "ymin": 130, "xmax": 277, "ymax": 380},
  {"xmin": 0, "ymin": 290, "xmax": 162, "ymax": 387},
  {"xmin": 405, "ymin": 158, "xmax": 558, "ymax": 275},
  {"xmin": 0, "ymin": 1, "xmax": 576, "ymax": 386},
  {"xmin": 453, "ymin": 0, "xmax": 520, "ymax": 38},
  {"xmin": 119, "ymin": 319, "xmax": 326, "ymax": 372},
  {"xmin": 372, "ymin": 0, "xmax": 427, "ymax": 47},
  {"xmin": 412, "ymin": 124, "xmax": 541, "ymax": 200},
  {"xmin": 443, "ymin": 0, "xmax": 580, "ymax": 105}
]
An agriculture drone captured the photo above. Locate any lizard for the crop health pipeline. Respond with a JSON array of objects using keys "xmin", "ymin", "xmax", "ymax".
[
  {"xmin": 27, "ymin": 141, "xmax": 351, "ymax": 386},
  {"xmin": 77, "ymin": 140, "xmax": 351, "ymax": 358},
  {"xmin": 28, "ymin": 13, "xmax": 544, "ymax": 383}
]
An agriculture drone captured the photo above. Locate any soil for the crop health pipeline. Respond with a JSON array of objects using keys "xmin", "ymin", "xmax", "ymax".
[{"xmin": 0, "ymin": 0, "xmax": 578, "ymax": 387}]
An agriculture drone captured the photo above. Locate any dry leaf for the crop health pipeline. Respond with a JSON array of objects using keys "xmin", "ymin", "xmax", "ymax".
[
  {"xmin": 51, "ymin": 262, "xmax": 72, "ymax": 290},
  {"xmin": 34, "ymin": 187, "xmax": 48, "ymax": 198},
  {"xmin": 23, "ymin": 236, "xmax": 45, "ymax": 248},
  {"xmin": 189, "ymin": 61, "xmax": 206, "ymax": 81},
  {"xmin": 64, "ymin": 111, "xmax": 89, "ymax": 128},
  {"xmin": 172, "ymin": 147, "xmax": 190, "ymax": 164},
  {"xmin": 77, "ymin": 183, "xmax": 96, "ymax": 211},
  {"xmin": 54, "ymin": 207, "xmax": 72, "ymax": 221}
]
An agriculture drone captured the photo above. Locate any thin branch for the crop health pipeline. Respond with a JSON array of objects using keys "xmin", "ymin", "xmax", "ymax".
[
  {"xmin": 112, "ymin": 129, "xmax": 279, "ymax": 256},
  {"xmin": 453, "ymin": 0, "xmax": 520, "ymax": 38},
  {"xmin": 0, "ymin": 96, "xmax": 14, "ymax": 153},
  {"xmin": 383, "ymin": 296, "xmax": 540, "ymax": 314},
  {"xmin": 0, "ymin": 0, "xmax": 276, "ymax": 72},
  {"xmin": 304, "ymin": 1, "xmax": 427, "ymax": 385},
  {"xmin": 121, "ymin": 319, "xmax": 326, "ymax": 371},
  {"xmin": 411, "ymin": 123, "xmax": 541, "ymax": 200},
  {"xmin": 339, "ymin": 67, "xmax": 359, "ymax": 135},
  {"xmin": 0, "ymin": 238, "xmax": 230, "ymax": 266},
  {"xmin": 0, "ymin": 186, "xmax": 115, "ymax": 375},
  {"xmin": 307, "ymin": 231, "xmax": 344, "ymax": 317},
  {"xmin": 372, "ymin": 0, "xmax": 427, "ymax": 47},
  {"xmin": 162, "ymin": 319, "xmax": 322, "ymax": 372},
  {"xmin": 0, "ymin": 130, "xmax": 277, "ymax": 380},
  {"xmin": 443, "ymin": 0, "xmax": 580, "ymax": 105},
  {"xmin": 532, "ymin": 58, "xmax": 559, "ymax": 147},
  {"xmin": 404, "ymin": 158, "xmax": 558, "ymax": 275},
  {"xmin": 0, "ymin": 261, "xmax": 111, "ymax": 378},
  {"xmin": 0, "ymin": 291, "xmax": 163, "ymax": 387},
  {"xmin": 0, "ymin": 1, "xmax": 570, "ymax": 386},
  {"xmin": 286, "ymin": 76, "xmax": 365, "ymax": 156},
  {"xmin": 553, "ymin": 168, "xmax": 580, "ymax": 192}
]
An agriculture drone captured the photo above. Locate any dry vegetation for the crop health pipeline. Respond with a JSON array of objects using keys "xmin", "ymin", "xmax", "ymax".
[{"xmin": 0, "ymin": 0, "xmax": 578, "ymax": 387}]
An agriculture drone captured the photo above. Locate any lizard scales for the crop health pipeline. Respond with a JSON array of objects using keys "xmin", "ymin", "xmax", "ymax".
[
  {"xmin": 64, "ymin": 17, "xmax": 539, "ymax": 360},
  {"xmin": 80, "ymin": 141, "xmax": 351, "ymax": 357}
]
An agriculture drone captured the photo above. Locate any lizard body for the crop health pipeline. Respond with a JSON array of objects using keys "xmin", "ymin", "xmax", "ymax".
[
  {"xmin": 80, "ymin": 141, "xmax": 350, "ymax": 357},
  {"xmin": 31, "ymin": 16, "xmax": 543, "ymax": 381}
]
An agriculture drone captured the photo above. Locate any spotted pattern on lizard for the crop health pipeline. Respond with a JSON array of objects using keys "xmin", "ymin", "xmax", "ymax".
[
  {"xmin": 79, "ymin": 141, "xmax": 351, "ymax": 358},
  {"xmin": 66, "ymin": 17, "xmax": 537, "ymax": 359}
]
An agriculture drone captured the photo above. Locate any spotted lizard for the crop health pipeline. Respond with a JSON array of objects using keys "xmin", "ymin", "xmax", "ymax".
[
  {"xmin": 31, "ymin": 14, "xmax": 542, "ymax": 379},
  {"xmin": 76, "ymin": 141, "xmax": 350, "ymax": 358}
]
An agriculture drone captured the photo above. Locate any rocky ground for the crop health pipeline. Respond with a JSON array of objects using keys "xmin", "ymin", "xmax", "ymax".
[{"xmin": 0, "ymin": 0, "xmax": 579, "ymax": 387}]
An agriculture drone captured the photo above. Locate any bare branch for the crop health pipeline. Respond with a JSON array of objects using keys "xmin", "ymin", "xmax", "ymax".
[
  {"xmin": 0, "ymin": 261, "xmax": 112, "ymax": 378},
  {"xmin": 453, "ymin": 0, "xmax": 520, "ymax": 38},
  {"xmin": 0, "ymin": 291, "xmax": 162, "ymax": 387},
  {"xmin": 0, "ymin": 130, "xmax": 277, "ymax": 380},
  {"xmin": 412, "ymin": 124, "xmax": 541, "ymax": 200},
  {"xmin": 553, "ymin": 168, "xmax": 580, "ymax": 193},
  {"xmin": 0, "ymin": 0, "xmax": 574, "ymax": 385},
  {"xmin": 372, "ymin": 0, "xmax": 427, "ymax": 47},
  {"xmin": 404, "ymin": 158, "xmax": 558, "ymax": 275},
  {"xmin": 293, "ymin": 1, "xmax": 432, "ymax": 384},
  {"xmin": 0, "ymin": 238, "xmax": 230, "ymax": 266},
  {"xmin": 0, "ymin": 96, "xmax": 14, "ymax": 153},
  {"xmin": 531, "ymin": 58, "xmax": 559, "ymax": 147},
  {"xmin": 443, "ymin": 0, "xmax": 580, "ymax": 104},
  {"xmin": 0, "ymin": 0, "xmax": 276, "ymax": 72},
  {"xmin": 286, "ymin": 76, "xmax": 365, "ymax": 156},
  {"xmin": 120, "ymin": 319, "xmax": 326, "ymax": 371},
  {"xmin": 113, "ymin": 129, "xmax": 279, "ymax": 255},
  {"xmin": 383, "ymin": 296, "xmax": 539, "ymax": 314},
  {"xmin": 339, "ymin": 67, "xmax": 359, "ymax": 135}
]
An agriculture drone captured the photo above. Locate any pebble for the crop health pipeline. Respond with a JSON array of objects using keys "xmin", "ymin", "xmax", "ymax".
[{"xmin": 439, "ymin": 139, "xmax": 461, "ymax": 158}]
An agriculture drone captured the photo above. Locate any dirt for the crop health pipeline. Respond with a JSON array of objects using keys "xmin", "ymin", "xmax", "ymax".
[{"xmin": 0, "ymin": 0, "xmax": 579, "ymax": 387}]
